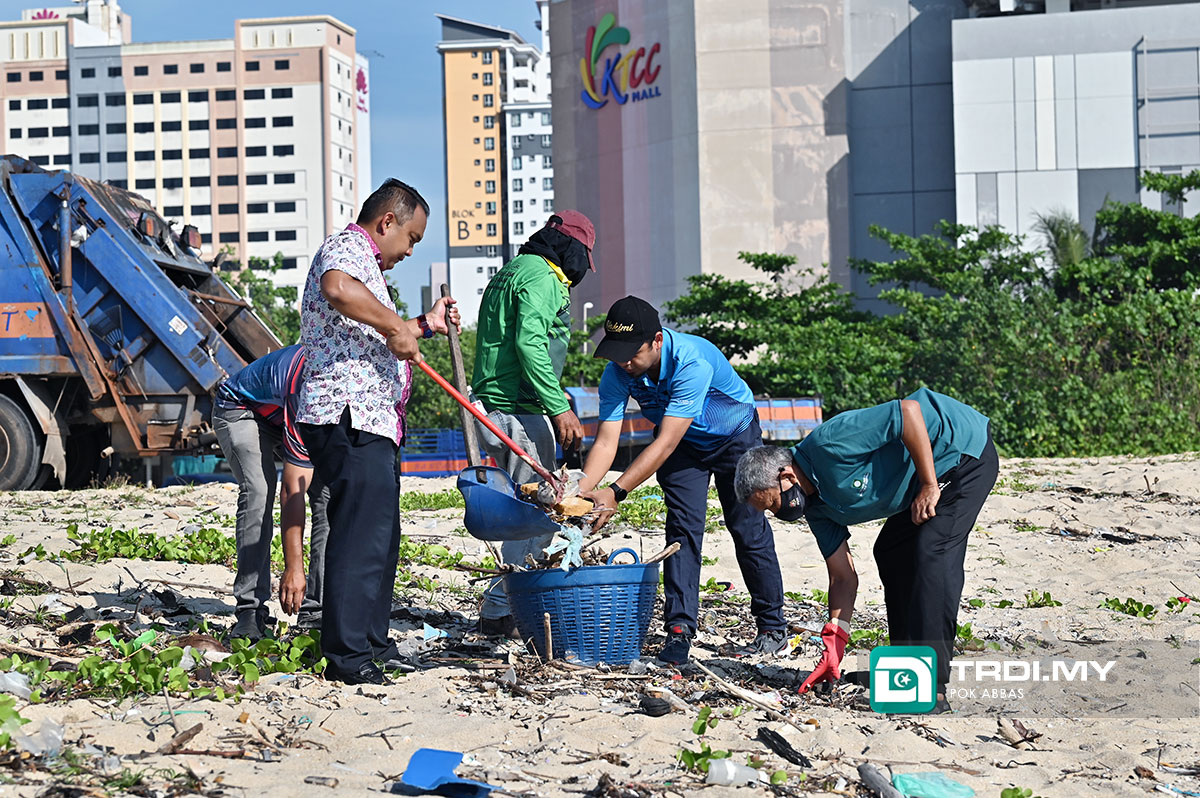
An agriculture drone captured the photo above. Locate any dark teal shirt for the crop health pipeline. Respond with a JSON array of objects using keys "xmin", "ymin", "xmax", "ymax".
[{"xmin": 791, "ymin": 388, "xmax": 990, "ymax": 559}]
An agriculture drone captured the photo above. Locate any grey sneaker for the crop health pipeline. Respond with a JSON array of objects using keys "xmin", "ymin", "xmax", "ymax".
[
  {"xmin": 733, "ymin": 629, "xmax": 789, "ymax": 657},
  {"xmin": 230, "ymin": 610, "xmax": 264, "ymax": 642},
  {"xmin": 294, "ymin": 612, "xmax": 322, "ymax": 631}
]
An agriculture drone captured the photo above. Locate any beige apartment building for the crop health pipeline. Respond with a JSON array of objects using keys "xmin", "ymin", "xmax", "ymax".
[{"xmin": 0, "ymin": 0, "xmax": 372, "ymax": 291}]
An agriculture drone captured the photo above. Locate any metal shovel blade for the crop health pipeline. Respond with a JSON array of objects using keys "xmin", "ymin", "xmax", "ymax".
[{"xmin": 457, "ymin": 466, "xmax": 561, "ymax": 542}]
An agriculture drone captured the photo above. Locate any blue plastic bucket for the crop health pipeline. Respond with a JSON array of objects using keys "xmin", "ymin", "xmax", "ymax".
[{"xmin": 502, "ymin": 548, "xmax": 659, "ymax": 666}]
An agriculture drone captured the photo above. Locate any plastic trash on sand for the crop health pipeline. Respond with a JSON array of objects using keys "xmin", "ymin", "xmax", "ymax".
[
  {"xmin": 397, "ymin": 748, "xmax": 497, "ymax": 797},
  {"xmin": 543, "ymin": 525, "xmax": 584, "ymax": 570},
  {"xmin": 422, "ymin": 623, "xmax": 449, "ymax": 642},
  {"xmin": 892, "ymin": 771, "xmax": 976, "ymax": 798},
  {"xmin": 706, "ymin": 758, "xmax": 765, "ymax": 786},
  {"xmin": 14, "ymin": 719, "xmax": 65, "ymax": 757},
  {"xmin": 0, "ymin": 670, "xmax": 32, "ymax": 700}
]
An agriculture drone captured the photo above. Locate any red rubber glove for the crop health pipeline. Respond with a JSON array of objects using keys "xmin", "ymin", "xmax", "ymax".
[{"xmin": 798, "ymin": 622, "xmax": 850, "ymax": 694}]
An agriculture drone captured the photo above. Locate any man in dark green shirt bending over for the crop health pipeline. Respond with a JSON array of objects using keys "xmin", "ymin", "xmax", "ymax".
[
  {"xmin": 471, "ymin": 211, "xmax": 596, "ymax": 637},
  {"xmin": 734, "ymin": 388, "xmax": 997, "ymax": 713}
]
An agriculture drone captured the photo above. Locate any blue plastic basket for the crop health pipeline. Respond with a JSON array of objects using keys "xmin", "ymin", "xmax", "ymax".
[{"xmin": 502, "ymin": 548, "xmax": 659, "ymax": 666}]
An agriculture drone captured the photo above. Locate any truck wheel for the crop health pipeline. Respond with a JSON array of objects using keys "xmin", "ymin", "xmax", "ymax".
[{"xmin": 0, "ymin": 394, "xmax": 43, "ymax": 491}]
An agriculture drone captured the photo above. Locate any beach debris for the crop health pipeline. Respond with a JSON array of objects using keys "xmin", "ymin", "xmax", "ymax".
[
  {"xmin": 858, "ymin": 763, "xmax": 904, "ymax": 797},
  {"xmin": 756, "ymin": 726, "xmax": 812, "ymax": 767},
  {"xmin": 398, "ymin": 748, "xmax": 497, "ymax": 797},
  {"xmin": 997, "ymin": 717, "xmax": 1041, "ymax": 749},
  {"xmin": 0, "ymin": 671, "xmax": 31, "ymax": 700},
  {"xmin": 891, "ymin": 771, "xmax": 976, "ymax": 797},
  {"xmin": 706, "ymin": 758, "xmax": 764, "ymax": 786},
  {"xmin": 544, "ymin": 525, "xmax": 585, "ymax": 570},
  {"xmin": 423, "ymin": 623, "xmax": 449, "ymax": 641},
  {"xmin": 638, "ymin": 696, "xmax": 671, "ymax": 717},
  {"xmin": 304, "ymin": 775, "xmax": 339, "ymax": 788},
  {"xmin": 13, "ymin": 719, "xmax": 65, "ymax": 757}
]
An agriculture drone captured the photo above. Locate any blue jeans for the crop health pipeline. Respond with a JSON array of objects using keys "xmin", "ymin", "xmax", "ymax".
[{"xmin": 658, "ymin": 417, "xmax": 786, "ymax": 634}]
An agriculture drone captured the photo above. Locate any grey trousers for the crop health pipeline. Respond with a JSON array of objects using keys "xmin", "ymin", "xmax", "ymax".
[
  {"xmin": 213, "ymin": 406, "xmax": 328, "ymax": 619},
  {"xmin": 476, "ymin": 409, "xmax": 558, "ymax": 620}
]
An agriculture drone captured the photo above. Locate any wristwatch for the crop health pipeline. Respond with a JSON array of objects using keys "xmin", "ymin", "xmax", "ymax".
[
  {"xmin": 417, "ymin": 314, "xmax": 434, "ymax": 339},
  {"xmin": 610, "ymin": 483, "xmax": 628, "ymax": 503}
]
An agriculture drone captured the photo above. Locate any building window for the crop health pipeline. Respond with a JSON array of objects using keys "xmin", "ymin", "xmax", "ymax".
[
  {"xmin": 77, "ymin": 95, "xmax": 99, "ymax": 107},
  {"xmin": 163, "ymin": 177, "xmax": 183, "ymax": 189},
  {"xmin": 6, "ymin": 100, "xmax": 17, "ymax": 110},
  {"xmin": 29, "ymin": 155, "xmax": 49, "ymax": 165},
  {"xmin": 164, "ymin": 64, "xmax": 178, "ymax": 75},
  {"xmin": 245, "ymin": 117, "xmax": 265, "ymax": 128},
  {"xmin": 486, "ymin": 201, "xmax": 496, "ymax": 215},
  {"xmin": 216, "ymin": 118, "xmax": 237, "ymax": 129},
  {"xmin": 193, "ymin": 205, "xmax": 211, "ymax": 215},
  {"xmin": 192, "ymin": 176, "xmax": 210, "ymax": 187},
  {"xmin": 272, "ymin": 87, "xmax": 292, "ymax": 99},
  {"xmin": 219, "ymin": 232, "xmax": 239, "ymax": 243},
  {"xmin": 272, "ymin": 116, "xmax": 293, "ymax": 127},
  {"xmin": 162, "ymin": 120, "xmax": 181, "ymax": 132},
  {"xmin": 134, "ymin": 151, "xmax": 154, "ymax": 161},
  {"xmin": 190, "ymin": 63, "xmax": 205, "ymax": 74},
  {"xmin": 482, "ymin": 94, "xmax": 494, "ymax": 107},
  {"xmin": 541, "ymin": 112, "xmax": 551, "ymax": 125},
  {"xmin": 513, "ymin": 200, "xmax": 524, "ymax": 213},
  {"xmin": 133, "ymin": 122, "xmax": 154, "ymax": 133},
  {"xmin": 106, "ymin": 151, "xmax": 126, "ymax": 163},
  {"xmin": 247, "ymin": 203, "xmax": 268, "ymax": 213},
  {"xmin": 28, "ymin": 127, "xmax": 47, "ymax": 138},
  {"xmin": 53, "ymin": 154, "xmax": 70, "ymax": 165},
  {"xmin": 8, "ymin": 129, "xmax": 21, "ymax": 139},
  {"xmin": 217, "ymin": 146, "xmax": 237, "ymax": 158},
  {"xmin": 483, "ymin": 115, "xmax": 495, "ymax": 129},
  {"xmin": 244, "ymin": 89, "xmax": 265, "ymax": 100},
  {"xmin": 188, "ymin": 89, "xmax": 208, "ymax": 102},
  {"xmin": 540, "ymin": 134, "xmax": 551, "ymax": 147},
  {"xmin": 275, "ymin": 201, "xmax": 296, "ymax": 212},
  {"xmin": 218, "ymin": 203, "xmax": 238, "ymax": 214},
  {"xmin": 543, "ymin": 155, "xmax": 552, "ymax": 168},
  {"xmin": 276, "ymin": 230, "xmax": 297, "ymax": 241},
  {"xmin": 512, "ymin": 158, "xmax": 522, "ymax": 171},
  {"xmin": 26, "ymin": 98, "xmax": 47, "ymax": 110},
  {"xmin": 512, "ymin": 135, "xmax": 521, "ymax": 150},
  {"xmin": 78, "ymin": 123, "xmax": 99, "ymax": 135},
  {"xmin": 246, "ymin": 146, "xmax": 266, "ymax": 157},
  {"xmin": 55, "ymin": 69, "xmax": 67, "ymax": 80},
  {"xmin": 189, "ymin": 119, "xmax": 209, "ymax": 131},
  {"xmin": 189, "ymin": 147, "xmax": 210, "ymax": 158},
  {"xmin": 81, "ymin": 68, "xmax": 95, "ymax": 79},
  {"xmin": 246, "ymin": 61, "xmax": 260, "ymax": 72},
  {"xmin": 51, "ymin": 97, "xmax": 68, "ymax": 109},
  {"xmin": 482, "ymin": 73, "xmax": 493, "ymax": 86},
  {"xmin": 161, "ymin": 91, "xmax": 180, "ymax": 103},
  {"xmin": 134, "ymin": 65, "xmax": 148, "ymax": 76},
  {"xmin": 282, "ymin": 257, "xmax": 298, "ymax": 269},
  {"xmin": 52, "ymin": 126, "xmax": 70, "ymax": 137},
  {"xmin": 163, "ymin": 205, "xmax": 183, "ymax": 216},
  {"xmin": 247, "ymin": 174, "xmax": 267, "ymax": 185},
  {"xmin": 275, "ymin": 59, "xmax": 290, "ymax": 70},
  {"xmin": 215, "ymin": 89, "xmax": 235, "ymax": 101},
  {"xmin": 108, "ymin": 66, "xmax": 121, "ymax": 77},
  {"xmin": 274, "ymin": 173, "xmax": 295, "ymax": 184},
  {"xmin": 135, "ymin": 178, "xmax": 154, "ymax": 189},
  {"xmin": 217, "ymin": 61, "xmax": 231, "ymax": 72},
  {"xmin": 133, "ymin": 93, "xmax": 152, "ymax": 105},
  {"xmin": 482, "ymin": 51, "xmax": 493, "ymax": 64},
  {"xmin": 79, "ymin": 152, "xmax": 99, "ymax": 163},
  {"xmin": 218, "ymin": 174, "xmax": 238, "ymax": 186},
  {"xmin": 485, "ymin": 180, "xmax": 496, "ymax": 194},
  {"xmin": 485, "ymin": 158, "xmax": 496, "ymax": 172},
  {"xmin": 513, "ymin": 178, "xmax": 523, "ymax": 191},
  {"xmin": 6, "ymin": 73, "xmax": 17, "ymax": 83},
  {"xmin": 514, "ymin": 221, "xmax": 524, "ymax": 235},
  {"xmin": 104, "ymin": 122, "xmax": 125, "ymax": 134},
  {"xmin": 248, "ymin": 231, "xmax": 269, "ymax": 242},
  {"xmin": 273, "ymin": 145, "xmax": 294, "ymax": 156},
  {"xmin": 472, "ymin": 95, "xmax": 478, "ymax": 102},
  {"xmin": 163, "ymin": 149, "xmax": 182, "ymax": 160},
  {"xmin": 484, "ymin": 137, "xmax": 495, "ymax": 151},
  {"xmin": 543, "ymin": 177, "xmax": 553, "ymax": 190}
]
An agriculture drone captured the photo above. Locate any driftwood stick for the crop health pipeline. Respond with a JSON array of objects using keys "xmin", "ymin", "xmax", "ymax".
[
  {"xmin": 155, "ymin": 723, "xmax": 203, "ymax": 755},
  {"xmin": 643, "ymin": 542, "xmax": 681, "ymax": 565},
  {"xmin": 542, "ymin": 612, "xmax": 554, "ymax": 662},
  {"xmin": 690, "ymin": 660, "xmax": 812, "ymax": 735}
]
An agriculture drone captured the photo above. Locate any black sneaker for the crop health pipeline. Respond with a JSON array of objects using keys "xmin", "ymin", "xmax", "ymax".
[
  {"xmin": 928, "ymin": 695, "xmax": 953, "ymax": 715},
  {"xmin": 733, "ymin": 629, "xmax": 788, "ymax": 657},
  {"xmin": 327, "ymin": 661, "xmax": 389, "ymax": 686},
  {"xmin": 477, "ymin": 615, "xmax": 521, "ymax": 638},
  {"xmin": 656, "ymin": 624, "xmax": 693, "ymax": 665}
]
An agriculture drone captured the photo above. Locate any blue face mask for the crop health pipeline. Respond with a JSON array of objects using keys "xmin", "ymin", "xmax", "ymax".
[{"xmin": 775, "ymin": 473, "xmax": 808, "ymax": 522}]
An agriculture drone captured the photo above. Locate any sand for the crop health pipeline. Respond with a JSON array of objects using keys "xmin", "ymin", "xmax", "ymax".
[{"xmin": 0, "ymin": 454, "xmax": 1196, "ymax": 797}]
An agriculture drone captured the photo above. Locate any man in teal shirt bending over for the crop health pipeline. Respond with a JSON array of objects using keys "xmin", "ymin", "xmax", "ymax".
[
  {"xmin": 471, "ymin": 211, "xmax": 595, "ymax": 637},
  {"xmin": 734, "ymin": 388, "xmax": 997, "ymax": 713}
]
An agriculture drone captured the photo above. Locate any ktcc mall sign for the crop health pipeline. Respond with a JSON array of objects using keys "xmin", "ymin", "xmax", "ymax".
[{"xmin": 579, "ymin": 13, "xmax": 663, "ymax": 109}]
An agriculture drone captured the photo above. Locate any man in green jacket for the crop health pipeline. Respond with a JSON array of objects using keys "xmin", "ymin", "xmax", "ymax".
[{"xmin": 472, "ymin": 211, "xmax": 595, "ymax": 636}]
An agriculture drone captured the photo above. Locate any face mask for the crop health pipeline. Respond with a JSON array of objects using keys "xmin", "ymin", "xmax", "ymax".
[{"xmin": 775, "ymin": 474, "xmax": 808, "ymax": 522}]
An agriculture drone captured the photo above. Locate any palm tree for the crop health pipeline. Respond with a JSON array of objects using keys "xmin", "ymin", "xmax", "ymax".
[{"xmin": 1032, "ymin": 207, "xmax": 1089, "ymax": 268}]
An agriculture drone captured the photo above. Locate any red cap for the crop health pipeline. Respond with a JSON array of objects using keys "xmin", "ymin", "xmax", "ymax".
[{"xmin": 545, "ymin": 210, "xmax": 596, "ymax": 271}]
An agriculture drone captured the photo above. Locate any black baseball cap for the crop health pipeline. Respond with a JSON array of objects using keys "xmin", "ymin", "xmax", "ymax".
[{"xmin": 594, "ymin": 296, "xmax": 662, "ymax": 362}]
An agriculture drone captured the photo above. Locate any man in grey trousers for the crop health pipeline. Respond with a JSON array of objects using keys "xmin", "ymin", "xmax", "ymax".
[{"xmin": 212, "ymin": 344, "xmax": 328, "ymax": 639}]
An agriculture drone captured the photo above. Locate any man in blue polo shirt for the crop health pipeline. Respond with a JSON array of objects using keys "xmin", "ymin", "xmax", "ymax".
[
  {"xmin": 578, "ymin": 296, "xmax": 786, "ymax": 665},
  {"xmin": 733, "ymin": 389, "xmax": 997, "ymax": 713}
]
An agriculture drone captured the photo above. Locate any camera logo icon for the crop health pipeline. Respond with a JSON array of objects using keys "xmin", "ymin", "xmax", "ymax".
[{"xmin": 869, "ymin": 646, "xmax": 937, "ymax": 713}]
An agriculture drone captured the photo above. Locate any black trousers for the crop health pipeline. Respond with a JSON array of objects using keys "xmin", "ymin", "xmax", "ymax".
[
  {"xmin": 873, "ymin": 430, "xmax": 999, "ymax": 688},
  {"xmin": 658, "ymin": 416, "xmax": 786, "ymax": 634},
  {"xmin": 298, "ymin": 408, "xmax": 401, "ymax": 675}
]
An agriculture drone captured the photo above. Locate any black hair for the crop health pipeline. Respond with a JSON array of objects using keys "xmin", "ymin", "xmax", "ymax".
[{"xmin": 357, "ymin": 178, "xmax": 429, "ymax": 225}]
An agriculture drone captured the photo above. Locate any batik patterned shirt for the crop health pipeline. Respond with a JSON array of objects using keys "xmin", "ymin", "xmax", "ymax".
[{"xmin": 297, "ymin": 224, "xmax": 410, "ymax": 445}]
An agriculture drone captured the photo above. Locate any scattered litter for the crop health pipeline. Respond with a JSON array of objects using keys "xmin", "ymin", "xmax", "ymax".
[
  {"xmin": 756, "ymin": 727, "xmax": 812, "ymax": 767},
  {"xmin": 858, "ymin": 763, "xmax": 904, "ymax": 798},
  {"xmin": 543, "ymin": 524, "xmax": 585, "ymax": 570},
  {"xmin": 423, "ymin": 623, "xmax": 449, "ymax": 641},
  {"xmin": 14, "ymin": 719, "xmax": 65, "ymax": 757},
  {"xmin": 891, "ymin": 771, "xmax": 976, "ymax": 797},
  {"xmin": 706, "ymin": 758, "xmax": 764, "ymax": 786},
  {"xmin": 398, "ymin": 748, "xmax": 497, "ymax": 797},
  {"xmin": 303, "ymin": 776, "xmax": 339, "ymax": 789},
  {"xmin": 39, "ymin": 594, "xmax": 71, "ymax": 615},
  {"xmin": 0, "ymin": 670, "xmax": 32, "ymax": 700},
  {"xmin": 638, "ymin": 696, "xmax": 670, "ymax": 717}
]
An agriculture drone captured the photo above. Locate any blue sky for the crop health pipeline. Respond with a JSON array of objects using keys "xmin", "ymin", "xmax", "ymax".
[{"xmin": 0, "ymin": 0, "xmax": 541, "ymax": 314}]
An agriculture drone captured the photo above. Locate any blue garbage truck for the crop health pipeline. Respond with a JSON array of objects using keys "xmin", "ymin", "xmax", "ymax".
[{"xmin": 0, "ymin": 156, "xmax": 280, "ymax": 489}]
